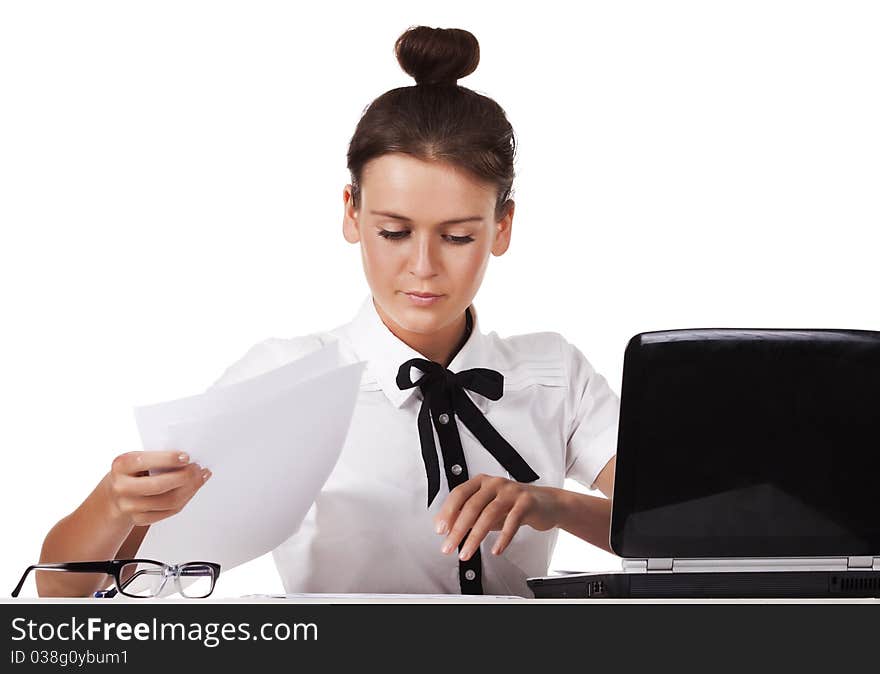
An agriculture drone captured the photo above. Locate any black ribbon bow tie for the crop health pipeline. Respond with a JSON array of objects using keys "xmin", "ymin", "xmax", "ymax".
[{"xmin": 396, "ymin": 358, "xmax": 540, "ymax": 507}]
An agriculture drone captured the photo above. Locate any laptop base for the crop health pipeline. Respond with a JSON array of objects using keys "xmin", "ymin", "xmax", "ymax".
[{"xmin": 527, "ymin": 570, "xmax": 880, "ymax": 599}]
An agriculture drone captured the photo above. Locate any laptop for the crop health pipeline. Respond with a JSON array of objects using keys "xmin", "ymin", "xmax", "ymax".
[{"xmin": 527, "ymin": 328, "xmax": 880, "ymax": 598}]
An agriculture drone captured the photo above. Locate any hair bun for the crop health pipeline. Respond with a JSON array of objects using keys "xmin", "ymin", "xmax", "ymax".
[{"xmin": 395, "ymin": 26, "xmax": 480, "ymax": 86}]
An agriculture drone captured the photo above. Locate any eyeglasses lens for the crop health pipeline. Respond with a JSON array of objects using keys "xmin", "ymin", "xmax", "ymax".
[
  {"xmin": 177, "ymin": 563, "xmax": 216, "ymax": 598},
  {"xmin": 118, "ymin": 562, "xmax": 168, "ymax": 598}
]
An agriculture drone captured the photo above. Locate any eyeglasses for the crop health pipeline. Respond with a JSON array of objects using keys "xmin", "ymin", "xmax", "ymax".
[{"xmin": 11, "ymin": 559, "xmax": 221, "ymax": 599}]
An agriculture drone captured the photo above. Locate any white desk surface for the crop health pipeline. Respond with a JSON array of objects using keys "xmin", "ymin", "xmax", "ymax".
[{"xmin": 4, "ymin": 596, "xmax": 878, "ymax": 604}]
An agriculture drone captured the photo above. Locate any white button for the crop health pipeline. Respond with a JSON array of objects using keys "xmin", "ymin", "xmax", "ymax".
[
  {"xmin": 451, "ymin": 464, "xmax": 462, "ymax": 476},
  {"xmin": 464, "ymin": 569, "xmax": 476, "ymax": 581},
  {"xmin": 438, "ymin": 413, "xmax": 450, "ymax": 425}
]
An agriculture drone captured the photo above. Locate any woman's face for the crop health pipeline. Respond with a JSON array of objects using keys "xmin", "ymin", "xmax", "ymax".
[{"xmin": 343, "ymin": 153, "xmax": 513, "ymax": 338}]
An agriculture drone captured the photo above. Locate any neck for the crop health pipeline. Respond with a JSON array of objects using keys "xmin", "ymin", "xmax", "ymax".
[{"xmin": 374, "ymin": 299, "xmax": 469, "ymax": 368}]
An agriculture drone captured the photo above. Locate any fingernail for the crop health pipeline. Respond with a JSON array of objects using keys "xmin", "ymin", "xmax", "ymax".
[
  {"xmin": 491, "ymin": 544, "xmax": 500, "ymax": 555},
  {"xmin": 441, "ymin": 541, "xmax": 452, "ymax": 554},
  {"xmin": 458, "ymin": 550, "xmax": 469, "ymax": 561},
  {"xmin": 178, "ymin": 453, "xmax": 189, "ymax": 463},
  {"xmin": 202, "ymin": 469, "xmax": 212, "ymax": 481},
  {"xmin": 435, "ymin": 520, "xmax": 448, "ymax": 535}
]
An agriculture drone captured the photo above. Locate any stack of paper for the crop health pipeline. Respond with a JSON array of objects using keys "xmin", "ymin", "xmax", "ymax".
[{"xmin": 131, "ymin": 340, "xmax": 365, "ymax": 587}]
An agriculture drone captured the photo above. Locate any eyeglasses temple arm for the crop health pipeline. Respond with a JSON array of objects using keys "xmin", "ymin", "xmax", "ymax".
[{"xmin": 11, "ymin": 562, "xmax": 116, "ymax": 598}]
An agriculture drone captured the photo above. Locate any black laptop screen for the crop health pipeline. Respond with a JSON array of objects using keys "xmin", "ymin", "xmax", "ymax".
[{"xmin": 609, "ymin": 329, "xmax": 880, "ymax": 559}]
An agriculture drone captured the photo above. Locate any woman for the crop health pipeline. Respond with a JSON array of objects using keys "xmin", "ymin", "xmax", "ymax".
[{"xmin": 37, "ymin": 25, "xmax": 618, "ymax": 598}]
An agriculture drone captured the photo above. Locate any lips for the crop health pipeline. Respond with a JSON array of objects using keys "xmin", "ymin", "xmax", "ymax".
[{"xmin": 402, "ymin": 291, "xmax": 445, "ymax": 307}]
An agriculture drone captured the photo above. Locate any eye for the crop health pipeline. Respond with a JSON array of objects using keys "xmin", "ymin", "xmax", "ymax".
[
  {"xmin": 376, "ymin": 230, "xmax": 475, "ymax": 244},
  {"xmin": 377, "ymin": 229, "xmax": 409, "ymax": 240}
]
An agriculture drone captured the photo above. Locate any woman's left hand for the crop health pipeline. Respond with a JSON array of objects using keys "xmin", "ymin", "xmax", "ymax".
[{"xmin": 434, "ymin": 474, "xmax": 562, "ymax": 561}]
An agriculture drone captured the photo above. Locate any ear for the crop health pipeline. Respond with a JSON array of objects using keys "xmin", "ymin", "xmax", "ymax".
[
  {"xmin": 342, "ymin": 184, "xmax": 360, "ymax": 243},
  {"xmin": 491, "ymin": 200, "xmax": 514, "ymax": 256}
]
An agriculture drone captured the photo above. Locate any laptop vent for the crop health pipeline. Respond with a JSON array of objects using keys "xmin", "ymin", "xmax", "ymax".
[{"xmin": 837, "ymin": 576, "xmax": 880, "ymax": 593}]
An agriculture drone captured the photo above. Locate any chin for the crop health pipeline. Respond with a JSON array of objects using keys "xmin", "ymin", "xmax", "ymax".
[
  {"xmin": 386, "ymin": 299, "xmax": 444, "ymax": 326},
  {"xmin": 395, "ymin": 308, "xmax": 446, "ymax": 334}
]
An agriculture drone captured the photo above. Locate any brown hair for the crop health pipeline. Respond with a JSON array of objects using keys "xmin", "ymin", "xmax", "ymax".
[{"xmin": 346, "ymin": 26, "xmax": 517, "ymax": 222}]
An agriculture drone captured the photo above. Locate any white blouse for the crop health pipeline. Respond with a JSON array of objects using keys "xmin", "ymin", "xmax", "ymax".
[{"xmin": 208, "ymin": 293, "xmax": 619, "ymax": 597}]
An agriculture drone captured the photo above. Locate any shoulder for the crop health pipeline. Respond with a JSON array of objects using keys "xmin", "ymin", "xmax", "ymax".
[
  {"xmin": 494, "ymin": 330, "xmax": 566, "ymax": 357},
  {"xmin": 485, "ymin": 330, "xmax": 572, "ymax": 389},
  {"xmin": 486, "ymin": 329, "xmax": 604, "ymax": 391},
  {"xmin": 489, "ymin": 329, "xmax": 591, "ymax": 370},
  {"xmin": 208, "ymin": 332, "xmax": 334, "ymax": 389}
]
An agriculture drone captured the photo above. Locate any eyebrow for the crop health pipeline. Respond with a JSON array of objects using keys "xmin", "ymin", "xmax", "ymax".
[{"xmin": 369, "ymin": 210, "xmax": 483, "ymax": 226}]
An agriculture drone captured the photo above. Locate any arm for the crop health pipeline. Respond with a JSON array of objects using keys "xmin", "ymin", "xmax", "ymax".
[
  {"xmin": 553, "ymin": 335, "xmax": 618, "ymax": 555},
  {"xmin": 549, "ymin": 455, "xmax": 616, "ymax": 554},
  {"xmin": 36, "ymin": 474, "xmax": 139, "ymax": 597}
]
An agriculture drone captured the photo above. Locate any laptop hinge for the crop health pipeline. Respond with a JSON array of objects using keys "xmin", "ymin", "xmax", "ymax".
[
  {"xmin": 847, "ymin": 556, "xmax": 880, "ymax": 570},
  {"xmin": 647, "ymin": 558, "xmax": 674, "ymax": 572},
  {"xmin": 622, "ymin": 559, "xmax": 647, "ymax": 573},
  {"xmin": 622, "ymin": 558, "xmax": 674, "ymax": 572}
]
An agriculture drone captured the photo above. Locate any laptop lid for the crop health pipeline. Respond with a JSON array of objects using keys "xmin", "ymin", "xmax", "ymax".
[{"xmin": 609, "ymin": 328, "xmax": 880, "ymax": 562}]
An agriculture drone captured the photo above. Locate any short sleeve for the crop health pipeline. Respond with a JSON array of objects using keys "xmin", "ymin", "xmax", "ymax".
[
  {"xmin": 206, "ymin": 334, "xmax": 327, "ymax": 391},
  {"xmin": 562, "ymin": 337, "xmax": 620, "ymax": 492}
]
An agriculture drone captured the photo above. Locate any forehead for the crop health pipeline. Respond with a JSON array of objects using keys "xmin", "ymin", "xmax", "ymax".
[{"xmin": 360, "ymin": 153, "xmax": 495, "ymax": 216}]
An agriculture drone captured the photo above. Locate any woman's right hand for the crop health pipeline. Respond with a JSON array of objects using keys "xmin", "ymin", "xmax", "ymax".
[{"xmin": 105, "ymin": 451, "xmax": 212, "ymax": 528}]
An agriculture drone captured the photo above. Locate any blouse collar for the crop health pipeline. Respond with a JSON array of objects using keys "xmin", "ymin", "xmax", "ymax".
[{"xmin": 341, "ymin": 293, "xmax": 488, "ymax": 410}]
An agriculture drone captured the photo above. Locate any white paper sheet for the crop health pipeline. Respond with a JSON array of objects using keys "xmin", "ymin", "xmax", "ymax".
[{"xmin": 131, "ymin": 345, "xmax": 365, "ymax": 594}]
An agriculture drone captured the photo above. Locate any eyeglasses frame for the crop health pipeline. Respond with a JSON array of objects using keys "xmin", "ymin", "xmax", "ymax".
[{"xmin": 11, "ymin": 559, "xmax": 221, "ymax": 599}]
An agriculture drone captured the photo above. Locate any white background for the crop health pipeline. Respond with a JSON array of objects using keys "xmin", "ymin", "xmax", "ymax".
[{"xmin": 1, "ymin": 1, "xmax": 877, "ymax": 598}]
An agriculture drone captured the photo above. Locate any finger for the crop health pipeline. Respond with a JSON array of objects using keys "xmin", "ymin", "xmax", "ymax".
[
  {"xmin": 441, "ymin": 486, "xmax": 497, "ymax": 554},
  {"xmin": 459, "ymin": 499, "xmax": 508, "ymax": 561},
  {"xmin": 119, "ymin": 490, "xmax": 184, "ymax": 516},
  {"xmin": 112, "ymin": 450, "xmax": 191, "ymax": 476},
  {"xmin": 119, "ymin": 470, "xmax": 211, "ymax": 515},
  {"xmin": 491, "ymin": 500, "xmax": 528, "ymax": 556},
  {"xmin": 434, "ymin": 476, "xmax": 484, "ymax": 535},
  {"xmin": 114, "ymin": 463, "xmax": 204, "ymax": 497}
]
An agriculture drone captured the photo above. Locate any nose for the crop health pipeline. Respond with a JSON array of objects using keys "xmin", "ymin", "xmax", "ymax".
[{"xmin": 409, "ymin": 231, "xmax": 439, "ymax": 279}]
